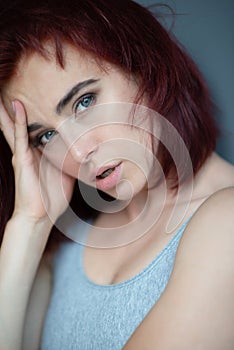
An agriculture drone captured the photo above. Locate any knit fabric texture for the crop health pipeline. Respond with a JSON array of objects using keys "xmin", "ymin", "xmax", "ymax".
[{"xmin": 41, "ymin": 218, "xmax": 190, "ymax": 350}]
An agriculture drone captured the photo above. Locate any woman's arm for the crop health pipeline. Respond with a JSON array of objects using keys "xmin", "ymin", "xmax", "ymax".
[
  {"xmin": 124, "ymin": 187, "xmax": 234, "ymax": 350},
  {"xmin": 0, "ymin": 98, "xmax": 74, "ymax": 350},
  {"xmin": 0, "ymin": 216, "xmax": 53, "ymax": 350},
  {"xmin": 22, "ymin": 249, "xmax": 53, "ymax": 350}
]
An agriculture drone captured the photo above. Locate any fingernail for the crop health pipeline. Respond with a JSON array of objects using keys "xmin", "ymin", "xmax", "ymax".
[{"xmin": 12, "ymin": 101, "xmax": 15, "ymax": 114}]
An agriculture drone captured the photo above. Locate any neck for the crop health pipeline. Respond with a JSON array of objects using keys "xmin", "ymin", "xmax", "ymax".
[{"xmin": 121, "ymin": 179, "xmax": 177, "ymax": 224}]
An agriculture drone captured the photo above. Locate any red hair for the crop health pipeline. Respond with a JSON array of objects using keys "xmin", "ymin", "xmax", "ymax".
[{"xmin": 0, "ymin": 0, "xmax": 218, "ymax": 248}]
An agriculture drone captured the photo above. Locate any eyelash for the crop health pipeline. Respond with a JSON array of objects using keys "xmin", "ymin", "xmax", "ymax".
[
  {"xmin": 73, "ymin": 92, "xmax": 96, "ymax": 114},
  {"xmin": 31, "ymin": 93, "xmax": 96, "ymax": 148},
  {"xmin": 31, "ymin": 130, "xmax": 58, "ymax": 148}
]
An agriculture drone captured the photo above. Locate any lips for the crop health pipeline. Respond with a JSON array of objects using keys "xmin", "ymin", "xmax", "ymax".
[
  {"xmin": 94, "ymin": 162, "xmax": 122, "ymax": 191},
  {"xmin": 96, "ymin": 162, "xmax": 120, "ymax": 177},
  {"xmin": 96, "ymin": 167, "xmax": 115, "ymax": 179}
]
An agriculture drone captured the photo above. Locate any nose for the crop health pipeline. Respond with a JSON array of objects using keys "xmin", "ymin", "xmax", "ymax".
[
  {"xmin": 69, "ymin": 139, "xmax": 99, "ymax": 164},
  {"xmin": 61, "ymin": 128, "xmax": 99, "ymax": 164}
]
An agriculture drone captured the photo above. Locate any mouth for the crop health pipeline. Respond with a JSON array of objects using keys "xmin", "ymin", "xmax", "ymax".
[{"xmin": 95, "ymin": 162, "xmax": 122, "ymax": 191}]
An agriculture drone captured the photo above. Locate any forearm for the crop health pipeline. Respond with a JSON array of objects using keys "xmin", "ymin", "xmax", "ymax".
[{"xmin": 0, "ymin": 215, "xmax": 53, "ymax": 350}]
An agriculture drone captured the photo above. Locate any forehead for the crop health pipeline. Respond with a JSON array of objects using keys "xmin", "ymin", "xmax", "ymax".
[
  {"xmin": 3, "ymin": 45, "xmax": 111, "ymax": 121},
  {"xmin": 7, "ymin": 45, "xmax": 104, "ymax": 97}
]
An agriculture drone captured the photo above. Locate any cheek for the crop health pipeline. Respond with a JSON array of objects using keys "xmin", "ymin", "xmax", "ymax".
[
  {"xmin": 61, "ymin": 154, "xmax": 80, "ymax": 178},
  {"xmin": 42, "ymin": 149, "xmax": 80, "ymax": 178}
]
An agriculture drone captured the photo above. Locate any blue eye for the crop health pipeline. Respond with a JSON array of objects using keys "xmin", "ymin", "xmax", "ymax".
[
  {"xmin": 74, "ymin": 93, "xmax": 95, "ymax": 113},
  {"xmin": 33, "ymin": 130, "xmax": 58, "ymax": 148}
]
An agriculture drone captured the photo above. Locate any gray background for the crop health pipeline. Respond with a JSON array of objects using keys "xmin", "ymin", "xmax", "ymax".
[{"xmin": 136, "ymin": 0, "xmax": 234, "ymax": 164}]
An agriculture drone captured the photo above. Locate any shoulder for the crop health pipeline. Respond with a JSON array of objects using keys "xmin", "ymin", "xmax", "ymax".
[
  {"xmin": 193, "ymin": 185, "xmax": 234, "ymax": 221},
  {"xmin": 187, "ymin": 153, "xmax": 234, "ymax": 230},
  {"xmin": 123, "ymin": 187, "xmax": 234, "ymax": 349},
  {"xmin": 180, "ymin": 186, "xmax": 234, "ymax": 252},
  {"xmin": 175, "ymin": 186, "xmax": 234, "ymax": 272}
]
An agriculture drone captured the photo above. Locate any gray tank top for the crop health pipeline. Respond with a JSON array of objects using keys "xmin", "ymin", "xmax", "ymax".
[{"xmin": 41, "ymin": 218, "xmax": 190, "ymax": 350}]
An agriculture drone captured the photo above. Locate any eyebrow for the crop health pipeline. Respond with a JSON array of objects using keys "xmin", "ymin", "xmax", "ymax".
[
  {"xmin": 27, "ymin": 123, "xmax": 43, "ymax": 134},
  {"xmin": 27, "ymin": 78, "xmax": 100, "ymax": 133},
  {"xmin": 55, "ymin": 78, "xmax": 100, "ymax": 115}
]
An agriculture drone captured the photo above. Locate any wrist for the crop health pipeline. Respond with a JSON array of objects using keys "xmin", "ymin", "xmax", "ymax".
[
  {"xmin": 10, "ymin": 211, "xmax": 54, "ymax": 230},
  {"xmin": 1, "ymin": 214, "xmax": 53, "ymax": 280},
  {"xmin": 4, "ymin": 213, "xmax": 54, "ymax": 257}
]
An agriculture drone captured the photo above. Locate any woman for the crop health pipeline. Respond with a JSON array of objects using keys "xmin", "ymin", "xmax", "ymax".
[{"xmin": 0, "ymin": 0, "xmax": 233, "ymax": 349}]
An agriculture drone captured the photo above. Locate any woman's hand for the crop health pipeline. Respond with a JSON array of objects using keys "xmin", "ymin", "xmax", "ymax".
[
  {"xmin": 0, "ymin": 97, "xmax": 75, "ymax": 349},
  {"xmin": 0, "ymin": 97, "xmax": 75, "ymax": 224}
]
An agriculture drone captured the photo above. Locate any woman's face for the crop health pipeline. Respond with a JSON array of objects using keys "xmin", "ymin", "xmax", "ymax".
[{"xmin": 3, "ymin": 45, "xmax": 157, "ymax": 200}]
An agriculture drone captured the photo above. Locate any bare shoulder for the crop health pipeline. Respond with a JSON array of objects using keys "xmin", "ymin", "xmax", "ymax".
[
  {"xmin": 196, "ymin": 185, "xmax": 234, "ymax": 217},
  {"xmin": 175, "ymin": 185, "xmax": 234, "ymax": 285},
  {"xmin": 123, "ymin": 187, "xmax": 234, "ymax": 350},
  {"xmin": 22, "ymin": 253, "xmax": 53, "ymax": 350},
  {"xmin": 181, "ymin": 186, "xmax": 234, "ymax": 251},
  {"xmin": 190, "ymin": 185, "xmax": 234, "ymax": 225}
]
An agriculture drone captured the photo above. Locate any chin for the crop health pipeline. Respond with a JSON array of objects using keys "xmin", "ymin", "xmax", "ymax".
[{"xmin": 107, "ymin": 179, "xmax": 147, "ymax": 202}]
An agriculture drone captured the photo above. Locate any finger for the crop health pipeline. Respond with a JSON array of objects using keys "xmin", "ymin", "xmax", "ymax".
[
  {"xmin": 0, "ymin": 96, "xmax": 15, "ymax": 151},
  {"xmin": 13, "ymin": 100, "xmax": 30, "ymax": 156}
]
